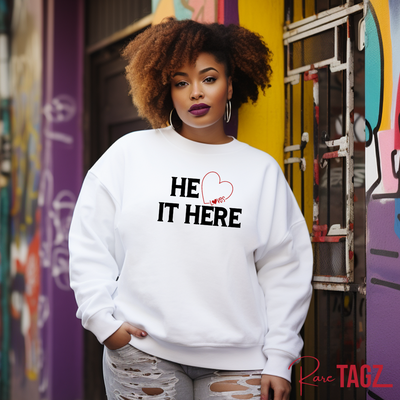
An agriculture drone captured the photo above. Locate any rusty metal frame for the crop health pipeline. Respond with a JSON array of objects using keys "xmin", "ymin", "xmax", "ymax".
[
  {"xmin": 284, "ymin": 3, "xmax": 362, "ymax": 291},
  {"xmin": 283, "ymin": 3, "xmax": 363, "ymax": 37},
  {"xmin": 284, "ymin": 17, "xmax": 347, "ymax": 77}
]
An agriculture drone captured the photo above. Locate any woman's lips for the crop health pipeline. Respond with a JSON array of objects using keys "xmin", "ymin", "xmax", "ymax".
[{"xmin": 189, "ymin": 103, "xmax": 210, "ymax": 116}]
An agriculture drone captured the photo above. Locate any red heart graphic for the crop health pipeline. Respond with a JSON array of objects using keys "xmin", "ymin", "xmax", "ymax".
[{"xmin": 201, "ymin": 171, "xmax": 234, "ymax": 205}]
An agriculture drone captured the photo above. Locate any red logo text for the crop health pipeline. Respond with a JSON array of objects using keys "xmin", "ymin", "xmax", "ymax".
[{"xmin": 288, "ymin": 356, "xmax": 393, "ymax": 396}]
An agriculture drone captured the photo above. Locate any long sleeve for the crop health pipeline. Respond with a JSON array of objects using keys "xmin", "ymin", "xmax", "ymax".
[
  {"xmin": 69, "ymin": 171, "xmax": 124, "ymax": 343},
  {"xmin": 255, "ymin": 167, "xmax": 313, "ymax": 382}
]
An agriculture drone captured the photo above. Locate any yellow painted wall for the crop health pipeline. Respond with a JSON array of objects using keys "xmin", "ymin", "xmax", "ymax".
[{"xmin": 237, "ymin": 0, "xmax": 285, "ymax": 168}]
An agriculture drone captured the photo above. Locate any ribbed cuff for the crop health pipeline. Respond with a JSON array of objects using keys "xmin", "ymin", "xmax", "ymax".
[
  {"xmin": 261, "ymin": 350, "xmax": 296, "ymax": 382},
  {"xmin": 85, "ymin": 310, "xmax": 124, "ymax": 344}
]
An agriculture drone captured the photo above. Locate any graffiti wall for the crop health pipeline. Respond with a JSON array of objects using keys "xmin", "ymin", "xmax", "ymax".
[
  {"xmin": 9, "ymin": 0, "xmax": 42, "ymax": 398},
  {"xmin": 365, "ymin": 0, "xmax": 400, "ymax": 399},
  {"xmin": 9, "ymin": 0, "xmax": 84, "ymax": 399}
]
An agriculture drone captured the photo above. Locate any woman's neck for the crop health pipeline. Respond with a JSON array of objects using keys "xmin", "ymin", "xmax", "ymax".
[{"xmin": 177, "ymin": 121, "xmax": 232, "ymax": 145}]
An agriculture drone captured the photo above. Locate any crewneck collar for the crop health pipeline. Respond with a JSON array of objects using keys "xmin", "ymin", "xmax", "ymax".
[{"xmin": 159, "ymin": 126, "xmax": 242, "ymax": 155}]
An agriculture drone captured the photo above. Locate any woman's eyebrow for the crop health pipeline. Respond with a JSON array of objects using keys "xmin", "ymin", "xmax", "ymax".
[
  {"xmin": 199, "ymin": 67, "xmax": 219, "ymax": 74},
  {"xmin": 172, "ymin": 71, "xmax": 187, "ymax": 77},
  {"xmin": 172, "ymin": 67, "xmax": 219, "ymax": 78}
]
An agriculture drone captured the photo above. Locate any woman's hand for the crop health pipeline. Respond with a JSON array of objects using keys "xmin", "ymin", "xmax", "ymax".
[
  {"xmin": 261, "ymin": 374, "xmax": 291, "ymax": 400},
  {"xmin": 103, "ymin": 322, "xmax": 148, "ymax": 350}
]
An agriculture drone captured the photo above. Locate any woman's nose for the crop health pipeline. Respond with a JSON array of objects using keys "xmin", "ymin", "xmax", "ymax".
[{"xmin": 190, "ymin": 84, "xmax": 204, "ymax": 100}]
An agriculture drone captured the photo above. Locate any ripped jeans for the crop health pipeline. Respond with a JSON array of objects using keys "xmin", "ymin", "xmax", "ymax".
[{"xmin": 103, "ymin": 344, "xmax": 263, "ymax": 400}]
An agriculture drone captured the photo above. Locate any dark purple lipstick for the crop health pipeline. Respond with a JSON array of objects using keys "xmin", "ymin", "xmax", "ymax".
[{"xmin": 189, "ymin": 103, "xmax": 210, "ymax": 116}]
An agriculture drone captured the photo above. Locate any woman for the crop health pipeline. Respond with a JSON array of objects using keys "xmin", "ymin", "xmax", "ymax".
[{"xmin": 69, "ymin": 18, "xmax": 313, "ymax": 400}]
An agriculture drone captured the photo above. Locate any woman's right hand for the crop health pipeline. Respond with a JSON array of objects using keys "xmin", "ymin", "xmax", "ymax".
[{"xmin": 103, "ymin": 322, "xmax": 148, "ymax": 350}]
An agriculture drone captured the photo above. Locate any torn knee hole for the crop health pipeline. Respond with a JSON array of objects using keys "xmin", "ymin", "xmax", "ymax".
[
  {"xmin": 210, "ymin": 380, "xmax": 248, "ymax": 392},
  {"xmin": 142, "ymin": 387, "xmax": 164, "ymax": 395}
]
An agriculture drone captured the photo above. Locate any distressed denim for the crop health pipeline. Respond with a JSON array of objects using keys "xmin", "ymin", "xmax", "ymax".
[{"xmin": 103, "ymin": 344, "xmax": 263, "ymax": 400}]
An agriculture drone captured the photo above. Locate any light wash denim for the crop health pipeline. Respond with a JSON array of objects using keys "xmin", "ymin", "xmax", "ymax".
[{"xmin": 103, "ymin": 344, "xmax": 263, "ymax": 400}]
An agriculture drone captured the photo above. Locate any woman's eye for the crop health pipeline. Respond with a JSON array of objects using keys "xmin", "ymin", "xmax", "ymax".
[
  {"xmin": 204, "ymin": 77, "xmax": 216, "ymax": 83},
  {"xmin": 175, "ymin": 81, "xmax": 188, "ymax": 87}
]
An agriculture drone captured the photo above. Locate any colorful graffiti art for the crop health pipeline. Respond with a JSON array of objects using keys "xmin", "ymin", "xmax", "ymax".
[
  {"xmin": 366, "ymin": 1, "xmax": 400, "ymax": 399},
  {"xmin": 9, "ymin": 0, "xmax": 42, "ymax": 398},
  {"xmin": 152, "ymin": 0, "xmax": 219, "ymax": 23}
]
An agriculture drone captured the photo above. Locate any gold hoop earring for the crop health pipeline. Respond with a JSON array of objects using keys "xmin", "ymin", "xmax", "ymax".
[
  {"xmin": 224, "ymin": 100, "xmax": 231, "ymax": 123},
  {"xmin": 169, "ymin": 109, "xmax": 175, "ymax": 129}
]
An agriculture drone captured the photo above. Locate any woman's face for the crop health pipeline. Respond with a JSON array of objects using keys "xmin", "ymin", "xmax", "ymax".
[{"xmin": 170, "ymin": 52, "xmax": 233, "ymax": 134}]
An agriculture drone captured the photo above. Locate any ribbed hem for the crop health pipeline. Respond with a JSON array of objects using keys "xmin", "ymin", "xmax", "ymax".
[
  {"xmin": 261, "ymin": 350, "xmax": 296, "ymax": 382},
  {"xmin": 129, "ymin": 334, "xmax": 267, "ymax": 371}
]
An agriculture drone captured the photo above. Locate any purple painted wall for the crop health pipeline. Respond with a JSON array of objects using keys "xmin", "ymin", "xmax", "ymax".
[{"xmin": 39, "ymin": 0, "xmax": 84, "ymax": 399}]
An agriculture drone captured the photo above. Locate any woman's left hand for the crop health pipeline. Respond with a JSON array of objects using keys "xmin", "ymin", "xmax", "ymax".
[{"xmin": 260, "ymin": 374, "xmax": 291, "ymax": 400}]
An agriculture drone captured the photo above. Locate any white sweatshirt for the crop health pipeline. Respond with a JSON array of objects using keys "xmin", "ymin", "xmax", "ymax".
[{"xmin": 69, "ymin": 126, "xmax": 313, "ymax": 382}]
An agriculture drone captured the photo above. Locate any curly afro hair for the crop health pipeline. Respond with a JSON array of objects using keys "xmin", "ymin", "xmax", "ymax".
[{"xmin": 122, "ymin": 18, "xmax": 272, "ymax": 128}]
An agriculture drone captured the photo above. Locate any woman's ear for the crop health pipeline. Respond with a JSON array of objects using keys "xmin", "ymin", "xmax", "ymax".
[{"xmin": 227, "ymin": 76, "xmax": 233, "ymax": 100}]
